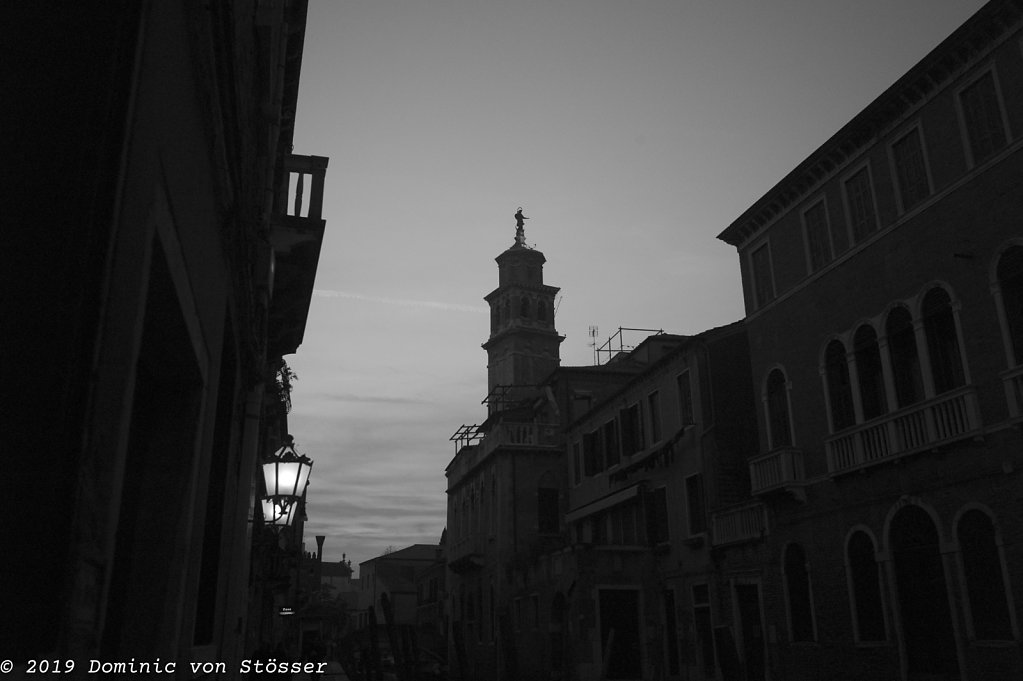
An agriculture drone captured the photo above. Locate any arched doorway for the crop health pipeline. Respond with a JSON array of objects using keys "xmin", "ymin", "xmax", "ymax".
[{"xmin": 889, "ymin": 505, "xmax": 958, "ymax": 679}]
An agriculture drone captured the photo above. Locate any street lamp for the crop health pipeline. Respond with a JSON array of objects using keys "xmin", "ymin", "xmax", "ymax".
[{"xmin": 261, "ymin": 434, "xmax": 313, "ymax": 527}]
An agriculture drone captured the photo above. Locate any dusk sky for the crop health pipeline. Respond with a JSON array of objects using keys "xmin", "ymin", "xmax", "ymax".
[{"xmin": 286, "ymin": 0, "xmax": 988, "ymax": 572}]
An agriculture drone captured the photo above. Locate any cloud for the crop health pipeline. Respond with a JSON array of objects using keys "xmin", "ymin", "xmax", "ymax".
[{"xmin": 313, "ymin": 289, "xmax": 488, "ymax": 314}]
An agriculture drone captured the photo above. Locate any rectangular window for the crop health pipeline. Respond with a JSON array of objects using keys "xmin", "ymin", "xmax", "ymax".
[
  {"xmin": 960, "ymin": 71, "xmax": 1007, "ymax": 165},
  {"xmin": 537, "ymin": 488, "xmax": 559, "ymax": 534},
  {"xmin": 648, "ymin": 486, "xmax": 670, "ymax": 545},
  {"xmin": 620, "ymin": 403, "xmax": 644, "ymax": 457},
  {"xmin": 750, "ymin": 243, "xmax": 774, "ymax": 308},
  {"xmin": 647, "ymin": 391, "xmax": 662, "ymax": 443},
  {"xmin": 602, "ymin": 419, "xmax": 620, "ymax": 468},
  {"xmin": 692, "ymin": 584, "xmax": 716, "ymax": 675},
  {"xmin": 892, "ymin": 127, "xmax": 930, "ymax": 211},
  {"xmin": 685, "ymin": 474, "xmax": 707, "ymax": 535},
  {"xmin": 844, "ymin": 166, "xmax": 877, "ymax": 243},
  {"xmin": 609, "ymin": 501, "xmax": 639, "ymax": 545},
  {"xmin": 572, "ymin": 441, "xmax": 582, "ymax": 485},
  {"xmin": 677, "ymin": 371, "xmax": 694, "ymax": 425},
  {"xmin": 802, "ymin": 200, "xmax": 832, "ymax": 272},
  {"xmin": 583, "ymin": 430, "xmax": 601, "ymax": 477},
  {"xmin": 664, "ymin": 590, "xmax": 680, "ymax": 675}
]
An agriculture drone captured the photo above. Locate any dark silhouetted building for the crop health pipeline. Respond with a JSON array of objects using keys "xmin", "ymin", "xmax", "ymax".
[{"xmin": 5, "ymin": 1, "xmax": 327, "ymax": 675}]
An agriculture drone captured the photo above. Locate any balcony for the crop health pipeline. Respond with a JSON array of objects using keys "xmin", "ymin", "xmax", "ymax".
[
  {"xmin": 711, "ymin": 502, "xmax": 767, "ymax": 547},
  {"xmin": 268, "ymin": 154, "xmax": 329, "ymax": 357},
  {"xmin": 480, "ymin": 422, "xmax": 560, "ymax": 458},
  {"xmin": 750, "ymin": 446, "xmax": 806, "ymax": 501},
  {"xmin": 826, "ymin": 386, "xmax": 981, "ymax": 475},
  {"xmin": 1003, "ymin": 365, "xmax": 1023, "ymax": 424},
  {"xmin": 447, "ymin": 532, "xmax": 486, "ymax": 574}
]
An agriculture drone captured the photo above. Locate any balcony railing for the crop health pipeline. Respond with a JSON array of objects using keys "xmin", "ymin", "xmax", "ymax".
[
  {"xmin": 1003, "ymin": 365, "xmax": 1023, "ymax": 422},
  {"xmin": 711, "ymin": 502, "xmax": 767, "ymax": 547},
  {"xmin": 826, "ymin": 386, "xmax": 980, "ymax": 475},
  {"xmin": 447, "ymin": 532, "xmax": 486, "ymax": 573},
  {"xmin": 750, "ymin": 446, "xmax": 805, "ymax": 496},
  {"xmin": 481, "ymin": 422, "xmax": 560, "ymax": 457}
]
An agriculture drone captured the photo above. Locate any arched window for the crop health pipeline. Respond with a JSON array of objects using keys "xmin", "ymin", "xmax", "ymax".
[
  {"xmin": 784, "ymin": 543, "xmax": 816, "ymax": 642},
  {"xmin": 537, "ymin": 299, "xmax": 548, "ymax": 321},
  {"xmin": 886, "ymin": 306, "xmax": 923, "ymax": 408},
  {"xmin": 958, "ymin": 510, "xmax": 1013, "ymax": 640},
  {"xmin": 922, "ymin": 288, "xmax": 965, "ymax": 394},
  {"xmin": 825, "ymin": 340, "xmax": 855, "ymax": 431},
  {"xmin": 520, "ymin": 296, "xmax": 530, "ymax": 319},
  {"xmin": 846, "ymin": 531, "xmax": 886, "ymax": 642},
  {"xmin": 766, "ymin": 369, "xmax": 793, "ymax": 448},
  {"xmin": 854, "ymin": 325, "xmax": 887, "ymax": 420},
  {"xmin": 996, "ymin": 246, "xmax": 1023, "ymax": 365}
]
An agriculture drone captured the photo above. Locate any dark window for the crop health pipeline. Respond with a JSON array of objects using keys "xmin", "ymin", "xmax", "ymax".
[
  {"xmin": 572, "ymin": 441, "xmax": 582, "ymax": 485},
  {"xmin": 620, "ymin": 403, "xmax": 644, "ymax": 456},
  {"xmin": 648, "ymin": 391, "xmax": 662, "ymax": 442},
  {"xmin": 685, "ymin": 474, "xmax": 707, "ymax": 535},
  {"xmin": 766, "ymin": 368, "xmax": 793, "ymax": 448},
  {"xmin": 538, "ymin": 487, "xmax": 559, "ymax": 534},
  {"xmin": 922, "ymin": 288, "xmax": 965, "ymax": 394},
  {"xmin": 520, "ymin": 296, "xmax": 530, "ymax": 318},
  {"xmin": 647, "ymin": 486, "xmax": 669, "ymax": 545},
  {"xmin": 677, "ymin": 371, "xmax": 694, "ymax": 424},
  {"xmin": 886, "ymin": 306, "xmax": 923, "ymax": 408},
  {"xmin": 664, "ymin": 590, "xmax": 680, "ymax": 676},
  {"xmin": 602, "ymin": 419, "xmax": 620, "ymax": 468},
  {"xmin": 854, "ymin": 325, "xmax": 887, "ymax": 420},
  {"xmin": 751, "ymin": 243, "xmax": 774, "ymax": 308},
  {"xmin": 609, "ymin": 501, "xmax": 639, "ymax": 545},
  {"xmin": 958, "ymin": 510, "xmax": 1013, "ymax": 640},
  {"xmin": 537, "ymin": 299, "xmax": 548, "ymax": 321},
  {"xmin": 847, "ymin": 531, "xmax": 886, "ymax": 642},
  {"xmin": 892, "ymin": 128, "xmax": 930, "ymax": 211},
  {"xmin": 583, "ymin": 430, "xmax": 601, "ymax": 477},
  {"xmin": 825, "ymin": 340, "xmax": 855, "ymax": 431},
  {"xmin": 692, "ymin": 585, "xmax": 716, "ymax": 674},
  {"xmin": 997, "ymin": 246, "xmax": 1023, "ymax": 365},
  {"xmin": 784, "ymin": 543, "xmax": 816, "ymax": 642},
  {"xmin": 845, "ymin": 167, "xmax": 878, "ymax": 243},
  {"xmin": 804, "ymin": 201, "xmax": 832, "ymax": 272},
  {"xmin": 960, "ymin": 72, "xmax": 1006, "ymax": 165}
]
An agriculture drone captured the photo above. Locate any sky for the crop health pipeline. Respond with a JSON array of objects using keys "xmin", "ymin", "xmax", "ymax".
[{"xmin": 286, "ymin": 0, "xmax": 989, "ymax": 572}]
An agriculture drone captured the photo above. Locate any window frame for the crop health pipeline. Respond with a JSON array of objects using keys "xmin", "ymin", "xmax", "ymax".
[
  {"xmin": 888, "ymin": 123, "xmax": 933, "ymax": 214},
  {"xmin": 749, "ymin": 239, "xmax": 776, "ymax": 310},
  {"xmin": 842, "ymin": 162, "xmax": 879, "ymax": 245},
  {"xmin": 955, "ymin": 66, "xmax": 1011, "ymax": 168},
  {"xmin": 801, "ymin": 197, "xmax": 834, "ymax": 274}
]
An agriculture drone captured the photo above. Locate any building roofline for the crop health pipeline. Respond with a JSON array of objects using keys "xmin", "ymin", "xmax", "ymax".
[{"xmin": 717, "ymin": 0, "xmax": 1022, "ymax": 248}]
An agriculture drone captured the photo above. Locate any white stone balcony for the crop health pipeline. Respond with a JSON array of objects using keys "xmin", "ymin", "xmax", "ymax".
[
  {"xmin": 750, "ymin": 446, "xmax": 805, "ymax": 500},
  {"xmin": 711, "ymin": 502, "xmax": 768, "ymax": 547},
  {"xmin": 826, "ymin": 386, "xmax": 980, "ymax": 475}
]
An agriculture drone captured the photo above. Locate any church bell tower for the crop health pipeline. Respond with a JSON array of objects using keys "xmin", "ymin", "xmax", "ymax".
[{"xmin": 482, "ymin": 211, "xmax": 564, "ymax": 412}]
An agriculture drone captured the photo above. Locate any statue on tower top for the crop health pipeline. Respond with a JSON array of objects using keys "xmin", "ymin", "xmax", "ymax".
[{"xmin": 514, "ymin": 207, "xmax": 528, "ymax": 246}]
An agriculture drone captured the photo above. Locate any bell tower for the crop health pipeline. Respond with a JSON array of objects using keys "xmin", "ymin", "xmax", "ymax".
[{"xmin": 482, "ymin": 212, "xmax": 564, "ymax": 412}]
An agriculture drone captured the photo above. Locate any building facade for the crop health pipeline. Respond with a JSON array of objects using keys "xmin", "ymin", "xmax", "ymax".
[
  {"xmin": 6, "ymin": 1, "xmax": 327, "ymax": 676},
  {"xmin": 717, "ymin": 2, "xmax": 1023, "ymax": 679}
]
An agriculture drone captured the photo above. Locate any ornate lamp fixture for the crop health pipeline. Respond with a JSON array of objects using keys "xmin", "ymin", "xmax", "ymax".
[{"xmin": 261, "ymin": 434, "xmax": 313, "ymax": 527}]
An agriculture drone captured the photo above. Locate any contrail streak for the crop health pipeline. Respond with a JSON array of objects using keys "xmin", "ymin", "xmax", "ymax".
[{"xmin": 313, "ymin": 289, "xmax": 487, "ymax": 314}]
